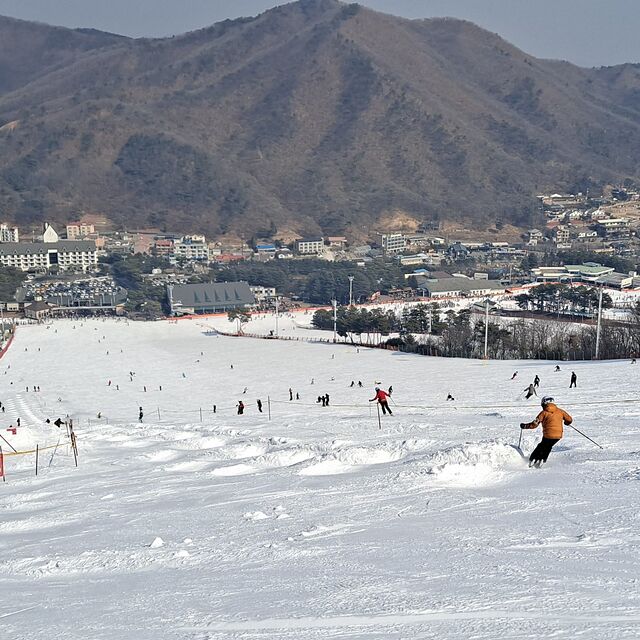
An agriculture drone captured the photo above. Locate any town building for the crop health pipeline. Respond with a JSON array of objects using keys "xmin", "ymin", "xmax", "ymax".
[
  {"xmin": 295, "ymin": 238, "xmax": 324, "ymax": 255},
  {"xmin": 0, "ymin": 240, "xmax": 98, "ymax": 272},
  {"xmin": 554, "ymin": 225, "xmax": 571, "ymax": 245},
  {"xmin": 167, "ymin": 281, "xmax": 255, "ymax": 315},
  {"xmin": 250, "ymin": 286, "xmax": 277, "ymax": 303},
  {"xmin": 0, "ymin": 223, "xmax": 19, "ymax": 243},
  {"xmin": 42, "ymin": 223, "xmax": 59, "ymax": 243},
  {"xmin": 413, "ymin": 276, "xmax": 506, "ymax": 298},
  {"xmin": 66, "ymin": 222, "xmax": 95, "ymax": 239},
  {"xmin": 377, "ymin": 233, "xmax": 406, "ymax": 254},
  {"xmin": 153, "ymin": 239, "xmax": 174, "ymax": 257},
  {"xmin": 531, "ymin": 263, "xmax": 614, "ymax": 283},
  {"xmin": 174, "ymin": 235, "xmax": 209, "ymax": 262},
  {"xmin": 595, "ymin": 218, "xmax": 631, "ymax": 238},
  {"xmin": 24, "ymin": 301, "xmax": 54, "ymax": 321},
  {"xmin": 527, "ymin": 229, "xmax": 544, "ymax": 245}
]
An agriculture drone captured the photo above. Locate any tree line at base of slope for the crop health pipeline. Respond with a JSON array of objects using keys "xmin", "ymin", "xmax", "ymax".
[{"xmin": 311, "ymin": 295, "xmax": 640, "ymax": 361}]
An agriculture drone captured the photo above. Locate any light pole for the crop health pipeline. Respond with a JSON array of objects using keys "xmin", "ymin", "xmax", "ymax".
[
  {"xmin": 595, "ymin": 285, "xmax": 604, "ymax": 359},
  {"xmin": 348, "ymin": 275, "xmax": 354, "ymax": 306},
  {"xmin": 484, "ymin": 299, "xmax": 490, "ymax": 359},
  {"xmin": 275, "ymin": 296, "xmax": 279, "ymax": 337},
  {"xmin": 332, "ymin": 299, "xmax": 337, "ymax": 342}
]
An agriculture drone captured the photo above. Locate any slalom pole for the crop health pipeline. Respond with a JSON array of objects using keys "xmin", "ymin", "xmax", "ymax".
[
  {"xmin": 35, "ymin": 444, "xmax": 39, "ymax": 477},
  {"xmin": 48, "ymin": 438, "xmax": 61, "ymax": 468},
  {"xmin": 267, "ymin": 396, "xmax": 271, "ymax": 421},
  {"xmin": 517, "ymin": 428, "xmax": 523, "ymax": 451},
  {"xmin": 569, "ymin": 424, "xmax": 603, "ymax": 449}
]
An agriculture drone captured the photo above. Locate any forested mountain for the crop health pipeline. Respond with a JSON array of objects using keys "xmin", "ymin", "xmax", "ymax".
[{"xmin": 0, "ymin": 0, "xmax": 639, "ymax": 237}]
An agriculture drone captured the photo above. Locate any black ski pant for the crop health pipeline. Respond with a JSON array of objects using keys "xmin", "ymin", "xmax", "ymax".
[
  {"xmin": 379, "ymin": 400, "xmax": 392, "ymax": 415},
  {"xmin": 529, "ymin": 437, "xmax": 560, "ymax": 463},
  {"xmin": 570, "ymin": 381, "xmax": 577, "ymax": 388}
]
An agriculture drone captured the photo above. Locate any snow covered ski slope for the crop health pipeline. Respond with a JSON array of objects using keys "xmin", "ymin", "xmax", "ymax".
[{"xmin": 1, "ymin": 317, "xmax": 639, "ymax": 639}]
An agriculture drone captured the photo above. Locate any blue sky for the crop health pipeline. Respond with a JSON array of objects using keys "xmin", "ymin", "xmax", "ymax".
[{"xmin": 0, "ymin": 0, "xmax": 637, "ymax": 68}]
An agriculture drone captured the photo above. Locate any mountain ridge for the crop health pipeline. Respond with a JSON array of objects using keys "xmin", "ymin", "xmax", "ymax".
[{"xmin": 0, "ymin": 0, "xmax": 638, "ymax": 239}]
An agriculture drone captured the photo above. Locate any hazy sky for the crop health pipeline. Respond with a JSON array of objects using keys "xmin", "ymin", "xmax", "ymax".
[{"xmin": 0, "ymin": 0, "xmax": 637, "ymax": 68}]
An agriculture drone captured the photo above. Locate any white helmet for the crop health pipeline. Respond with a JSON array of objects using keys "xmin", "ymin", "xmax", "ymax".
[{"xmin": 541, "ymin": 396, "xmax": 554, "ymax": 406}]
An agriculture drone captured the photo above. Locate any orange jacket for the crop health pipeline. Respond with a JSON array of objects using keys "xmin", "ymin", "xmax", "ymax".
[{"xmin": 524, "ymin": 403, "xmax": 572, "ymax": 439}]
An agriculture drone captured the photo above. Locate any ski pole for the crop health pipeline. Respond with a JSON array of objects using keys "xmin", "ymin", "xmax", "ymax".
[{"xmin": 568, "ymin": 424, "xmax": 603, "ymax": 449}]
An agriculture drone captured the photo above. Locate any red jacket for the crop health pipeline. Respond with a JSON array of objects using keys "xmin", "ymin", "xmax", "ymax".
[{"xmin": 372, "ymin": 389, "xmax": 389, "ymax": 402}]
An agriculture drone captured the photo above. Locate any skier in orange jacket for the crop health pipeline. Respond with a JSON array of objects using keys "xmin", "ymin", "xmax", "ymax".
[{"xmin": 521, "ymin": 396, "xmax": 572, "ymax": 468}]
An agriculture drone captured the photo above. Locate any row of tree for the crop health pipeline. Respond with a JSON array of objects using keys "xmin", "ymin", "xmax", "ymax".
[{"xmin": 514, "ymin": 283, "xmax": 612, "ymax": 317}]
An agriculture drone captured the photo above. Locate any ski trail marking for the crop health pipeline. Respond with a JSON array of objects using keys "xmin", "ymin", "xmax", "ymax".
[
  {"xmin": 184, "ymin": 610, "xmax": 640, "ymax": 632},
  {"xmin": 0, "ymin": 605, "xmax": 40, "ymax": 619}
]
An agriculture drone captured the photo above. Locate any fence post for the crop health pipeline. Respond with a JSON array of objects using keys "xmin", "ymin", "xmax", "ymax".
[
  {"xmin": 268, "ymin": 396, "xmax": 271, "ymax": 421},
  {"xmin": 35, "ymin": 444, "xmax": 39, "ymax": 476},
  {"xmin": 199, "ymin": 407, "xmax": 203, "ymax": 422}
]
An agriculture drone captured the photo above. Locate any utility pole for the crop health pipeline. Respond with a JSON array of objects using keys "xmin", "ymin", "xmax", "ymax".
[
  {"xmin": 275, "ymin": 297, "xmax": 279, "ymax": 337},
  {"xmin": 332, "ymin": 299, "xmax": 337, "ymax": 343},
  {"xmin": 595, "ymin": 285, "xmax": 604, "ymax": 359},
  {"xmin": 348, "ymin": 275, "xmax": 354, "ymax": 306},
  {"xmin": 484, "ymin": 299, "xmax": 490, "ymax": 359}
]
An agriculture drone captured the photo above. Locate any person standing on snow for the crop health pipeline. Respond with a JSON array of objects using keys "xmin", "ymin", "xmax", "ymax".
[
  {"xmin": 533, "ymin": 375, "xmax": 540, "ymax": 388},
  {"xmin": 138, "ymin": 407, "xmax": 143, "ymax": 423},
  {"xmin": 520, "ymin": 396, "xmax": 572, "ymax": 468},
  {"xmin": 570, "ymin": 371, "xmax": 577, "ymax": 388},
  {"xmin": 510, "ymin": 371, "xmax": 518, "ymax": 380},
  {"xmin": 257, "ymin": 399, "xmax": 263, "ymax": 413},
  {"xmin": 523, "ymin": 383, "xmax": 537, "ymax": 400},
  {"xmin": 370, "ymin": 387, "xmax": 392, "ymax": 415},
  {"xmin": 237, "ymin": 401, "xmax": 245, "ymax": 415}
]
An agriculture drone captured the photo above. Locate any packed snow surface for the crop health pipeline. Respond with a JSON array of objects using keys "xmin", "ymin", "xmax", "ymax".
[{"xmin": 1, "ymin": 315, "xmax": 640, "ymax": 640}]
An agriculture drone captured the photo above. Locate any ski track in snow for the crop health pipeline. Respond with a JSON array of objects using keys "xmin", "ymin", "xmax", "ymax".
[{"xmin": 1, "ymin": 315, "xmax": 639, "ymax": 640}]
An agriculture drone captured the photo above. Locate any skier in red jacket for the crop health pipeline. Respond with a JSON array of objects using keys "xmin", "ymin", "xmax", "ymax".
[{"xmin": 370, "ymin": 387, "xmax": 392, "ymax": 415}]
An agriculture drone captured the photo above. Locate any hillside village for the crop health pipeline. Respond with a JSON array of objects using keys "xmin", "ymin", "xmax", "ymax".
[{"xmin": 0, "ymin": 185, "xmax": 639, "ymax": 321}]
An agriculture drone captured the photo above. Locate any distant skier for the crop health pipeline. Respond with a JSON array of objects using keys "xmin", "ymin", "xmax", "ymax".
[
  {"xmin": 446, "ymin": 393, "xmax": 455, "ymax": 401},
  {"xmin": 520, "ymin": 396, "xmax": 572, "ymax": 468},
  {"xmin": 243, "ymin": 387, "xmax": 248, "ymax": 394},
  {"xmin": 523, "ymin": 383, "xmax": 537, "ymax": 400},
  {"xmin": 350, "ymin": 381, "xmax": 355, "ymax": 388},
  {"xmin": 257, "ymin": 399, "xmax": 263, "ymax": 413},
  {"xmin": 555, "ymin": 365, "xmax": 561, "ymax": 372},
  {"xmin": 324, "ymin": 393, "xmax": 330, "ymax": 407},
  {"xmin": 296, "ymin": 392, "xmax": 300, "ymax": 400},
  {"xmin": 511, "ymin": 371, "xmax": 518, "ymax": 380},
  {"xmin": 237, "ymin": 401, "xmax": 244, "ymax": 415},
  {"xmin": 632, "ymin": 358, "xmax": 637, "ymax": 364},
  {"xmin": 138, "ymin": 407, "xmax": 143, "ymax": 423},
  {"xmin": 357, "ymin": 381, "xmax": 363, "ymax": 388},
  {"xmin": 570, "ymin": 371, "xmax": 577, "ymax": 388},
  {"xmin": 533, "ymin": 375, "xmax": 540, "ymax": 388},
  {"xmin": 289, "ymin": 388, "xmax": 293, "ymax": 401},
  {"xmin": 370, "ymin": 387, "xmax": 392, "ymax": 415}
]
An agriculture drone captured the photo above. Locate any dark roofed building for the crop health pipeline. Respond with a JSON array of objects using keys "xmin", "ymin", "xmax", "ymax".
[
  {"xmin": 0, "ymin": 240, "xmax": 97, "ymax": 272},
  {"xmin": 168, "ymin": 282, "xmax": 255, "ymax": 315}
]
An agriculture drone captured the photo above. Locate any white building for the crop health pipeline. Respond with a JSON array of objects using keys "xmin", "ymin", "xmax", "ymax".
[
  {"xmin": 0, "ymin": 240, "xmax": 98, "ymax": 272},
  {"xmin": 42, "ymin": 223, "xmax": 59, "ymax": 243},
  {"xmin": 174, "ymin": 235, "xmax": 209, "ymax": 262},
  {"xmin": 378, "ymin": 233, "xmax": 406, "ymax": 254},
  {"xmin": 250, "ymin": 286, "xmax": 277, "ymax": 302},
  {"xmin": 0, "ymin": 223, "xmax": 19, "ymax": 243},
  {"xmin": 66, "ymin": 222, "xmax": 95, "ymax": 239},
  {"xmin": 295, "ymin": 238, "xmax": 324, "ymax": 255}
]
